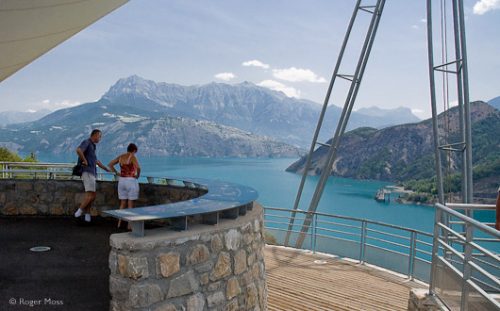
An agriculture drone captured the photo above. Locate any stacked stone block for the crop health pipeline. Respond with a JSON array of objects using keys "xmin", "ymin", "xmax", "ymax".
[
  {"xmin": 0, "ymin": 179, "xmax": 205, "ymax": 216},
  {"xmin": 109, "ymin": 205, "xmax": 267, "ymax": 311}
]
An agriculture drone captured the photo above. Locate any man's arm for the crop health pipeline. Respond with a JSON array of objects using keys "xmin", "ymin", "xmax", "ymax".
[
  {"xmin": 108, "ymin": 157, "xmax": 120, "ymax": 174},
  {"xmin": 97, "ymin": 160, "xmax": 110, "ymax": 172},
  {"xmin": 76, "ymin": 147, "xmax": 88, "ymax": 166}
]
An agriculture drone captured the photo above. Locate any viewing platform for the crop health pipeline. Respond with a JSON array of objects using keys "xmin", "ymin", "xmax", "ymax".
[
  {"xmin": 0, "ymin": 217, "xmax": 427, "ymax": 311},
  {"xmin": 1, "ymin": 162, "xmax": 498, "ymax": 310}
]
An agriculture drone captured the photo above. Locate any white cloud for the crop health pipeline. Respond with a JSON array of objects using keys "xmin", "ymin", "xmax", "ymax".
[
  {"xmin": 420, "ymin": 18, "xmax": 427, "ymax": 23},
  {"xmin": 257, "ymin": 80, "xmax": 301, "ymax": 98},
  {"xmin": 38, "ymin": 99, "xmax": 81, "ymax": 110},
  {"xmin": 412, "ymin": 25, "xmax": 419, "ymax": 30},
  {"xmin": 473, "ymin": 0, "xmax": 500, "ymax": 15},
  {"xmin": 214, "ymin": 72, "xmax": 236, "ymax": 81},
  {"xmin": 272, "ymin": 67, "xmax": 327, "ymax": 83},
  {"xmin": 242, "ymin": 60, "xmax": 270, "ymax": 69},
  {"xmin": 411, "ymin": 108, "xmax": 428, "ymax": 118}
]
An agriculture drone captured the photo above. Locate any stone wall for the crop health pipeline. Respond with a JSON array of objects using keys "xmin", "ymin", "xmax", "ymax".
[
  {"xmin": 109, "ymin": 204, "xmax": 267, "ymax": 311},
  {"xmin": 0, "ymin": 179, "xmax": 206, "ymax": 216},
  {"xmin": 407, "ymin": 289, "xmax": 445, "ymax": 310}
]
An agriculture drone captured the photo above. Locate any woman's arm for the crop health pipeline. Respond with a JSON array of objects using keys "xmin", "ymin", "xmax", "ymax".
[{"xmin": 133, "ymin": 156, "xmax": 141, "ymax": 179}]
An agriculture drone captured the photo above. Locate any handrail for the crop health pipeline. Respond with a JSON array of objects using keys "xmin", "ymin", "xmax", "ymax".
[
  {"xmin": 430, "ymin": 203, "xmax": 500, "ymax": 310},
  {"xmin": 264, "ymin": 206, "xmax": 433, "ymax": 281},
  {"xmin": 446, "ymin": 203, "xmax": 496, "ymax": 211},
  {"xmin": 264, "ymin": 203, "xmax": 499, "ymax": 295},
  {"xmin": 0, "ymin": 161, "xmax": 74, "ymax": 166},
  {"xmin": 266, "ymin": 206, "xmax": 432, "ymax": 237},
  {"xmin": 439, "ymin": 203, "xmax": 500, "ymax": 237}
]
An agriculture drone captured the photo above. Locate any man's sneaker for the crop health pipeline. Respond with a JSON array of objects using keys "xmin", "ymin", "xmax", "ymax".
[
  {"xmin": 84, "ymin": 214, "xmax": 91, "ymax": 222},
  {"xmin": 74, "ymin": 208, "xmax": 83, "ymax": 217}
]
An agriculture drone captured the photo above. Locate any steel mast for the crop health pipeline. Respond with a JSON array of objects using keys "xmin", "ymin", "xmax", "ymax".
[{"xmin": 284, "ymin": 0, "xmax": 387, "ymax": 248}]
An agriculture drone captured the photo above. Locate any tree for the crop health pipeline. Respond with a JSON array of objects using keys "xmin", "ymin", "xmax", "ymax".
[{"xmin": 0, "ymin": 147, "xmax": 23, "ymax": 162}]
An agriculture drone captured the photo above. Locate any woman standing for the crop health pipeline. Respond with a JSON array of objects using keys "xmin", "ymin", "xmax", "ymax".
[{"xmin": 108, "ymin": 143, "xmax": 141, "ymax": 228}]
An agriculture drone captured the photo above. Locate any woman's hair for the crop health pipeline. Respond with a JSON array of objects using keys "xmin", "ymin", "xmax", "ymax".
[{"xmin": 127, "ymin": 143, "xmax": 138, "ymax": 153}]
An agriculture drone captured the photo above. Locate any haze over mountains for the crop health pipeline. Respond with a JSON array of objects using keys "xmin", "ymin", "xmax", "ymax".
[{"xmin": 0, "ymin": 109, "xmax": 51, "ymax": 125}]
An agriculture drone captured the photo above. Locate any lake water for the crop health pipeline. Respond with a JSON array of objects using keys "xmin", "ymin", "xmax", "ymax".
[{"xmin": 41, "ymin": 155, "xmax": 440, "ymax": 233}]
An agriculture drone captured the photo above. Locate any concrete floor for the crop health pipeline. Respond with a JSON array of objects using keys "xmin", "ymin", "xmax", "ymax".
[
  {"xmin": 1, "ymin": 217, "xmax": 430, "ymax": 311},
  {"xmin": 0, "ymin": 216, "xmax": 122, "ymax": 311}
]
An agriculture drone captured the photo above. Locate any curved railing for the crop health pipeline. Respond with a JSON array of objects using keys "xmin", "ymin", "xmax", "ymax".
[
  {"xmin": 263, "ymin": 206, "xmax": 434, "ymax": 282},
  {"xmin": 0, "ymin": 162, "xmax": 259, "ymax": 237},
  {"xmin": 0, "ymin": 161, "xmax": 214, "ymax": 188},
  {"xmin": 264, "ymin": 204, "xmax": 500, "ymax": 309}
]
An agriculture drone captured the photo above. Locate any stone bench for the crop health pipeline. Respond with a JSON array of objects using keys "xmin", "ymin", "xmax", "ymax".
[{"xmin": 103, "ymin": 177, "xmax": 259, "ymax": 237}]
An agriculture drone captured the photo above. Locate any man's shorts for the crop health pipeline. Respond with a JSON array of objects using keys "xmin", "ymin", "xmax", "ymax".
[
  {"xmin": 82, "ymin": 172, "xmax": 96, "ymax": 192},
  {"xmin": 118, "ymin": 177, "xmax": 139, "ymax": 200}
]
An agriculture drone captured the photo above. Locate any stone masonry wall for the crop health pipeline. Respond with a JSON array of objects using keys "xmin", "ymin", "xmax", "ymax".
[
  {"xmin": 407, "ymin": 289, "xmax": 445, "ymax": 310},
  {"xmin": 0, "ymin": 179, "xmax": 205, "ymax": 216},
  {"xmin": 109, "ymin": 204, "xmax": 267, "ymax": 311}
]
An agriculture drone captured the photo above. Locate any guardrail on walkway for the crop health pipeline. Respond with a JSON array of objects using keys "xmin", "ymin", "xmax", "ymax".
[
  {"xmin": 0, "ymin": 161, "xmax": 183, "ymax": 184},
  {"xmin": 263, "ymin": 206, "xmax": 434, "ymax": 282},
  {"xmin": 430, "ymin": 203, "xmax": 500, "ymax": 310}
]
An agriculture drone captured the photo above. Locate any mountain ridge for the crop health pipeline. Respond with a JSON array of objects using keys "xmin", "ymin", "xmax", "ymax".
[
  {"xmin": 0, "ymin": 97, "xmax": 302, "ymax": 158},
  {"xmin": 100, "ymin": 75, "xmax": 421, "ymax": 147},
  {"xmin": 286, "ymin": 101, "xmax": 500, "ymax": 199}
]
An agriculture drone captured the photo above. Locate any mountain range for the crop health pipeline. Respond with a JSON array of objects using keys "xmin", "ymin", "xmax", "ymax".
[
  {"xmin": 489, "ymin": 96, "xmax": 500, "ymax": 110},
  {"xmin": 101, "ymin": 75, "xmax": 420, "ymax": 147},
  {"xmin": 0, "ymin": 109, "xmax": 51, "ymax": 125},
  {"xmin": 0, "ymin": 75, "xmax": 422, "ymax": 157},
  {"xmin": 286, "ymin": 101, "xmax": 500, "ymax": 199},
  {"xmin": 0, "ymin": 101, "xmax": 302, "ymax": 158}
]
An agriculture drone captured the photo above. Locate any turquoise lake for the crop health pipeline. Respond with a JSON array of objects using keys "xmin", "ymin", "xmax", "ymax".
[{"xmin": 41, "ymin": 155, "xmax": 441, "ymax": 234}]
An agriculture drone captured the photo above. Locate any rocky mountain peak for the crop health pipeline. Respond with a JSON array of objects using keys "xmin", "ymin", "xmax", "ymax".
[{"xmin": 103, "ymin": 75, "xmax": 161, "ymax": 99}]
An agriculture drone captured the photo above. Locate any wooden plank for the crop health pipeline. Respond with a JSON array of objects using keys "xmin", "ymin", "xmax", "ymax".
[{"xmin": 264, "ymin": 246, "xmax": 427, "ymax": 311}]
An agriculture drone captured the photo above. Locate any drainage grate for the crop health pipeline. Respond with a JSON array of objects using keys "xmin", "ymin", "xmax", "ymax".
[{"xmin": 30, "ymin": 246, "xmax": 51, "ymax": 252}]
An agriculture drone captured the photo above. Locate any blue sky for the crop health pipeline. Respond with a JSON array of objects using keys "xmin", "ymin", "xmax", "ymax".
[{"xmin": 0, "ymin": 0, "xmax": 498, "ymax": 119}]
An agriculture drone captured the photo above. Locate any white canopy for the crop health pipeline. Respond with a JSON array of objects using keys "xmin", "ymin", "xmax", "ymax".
[{"xmin": 0, "ymin": 0, "xmax": 128, "ymax": 83}]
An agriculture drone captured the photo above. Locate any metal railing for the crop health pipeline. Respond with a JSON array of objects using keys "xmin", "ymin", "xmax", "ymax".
[
  {"xmin": 264, "ymin": 206, "xmax": 434, "ymax": 282},
  {"xmin": 0, "ymin": 161, "xmax": 76, "ymax": 179},
  {"xmin": 0, "ymin": 161, "xmax": 205, "ymax": 189},
  {"xmin": 430, "ymin": 203, "xmax": 500, "ymax": 310}
]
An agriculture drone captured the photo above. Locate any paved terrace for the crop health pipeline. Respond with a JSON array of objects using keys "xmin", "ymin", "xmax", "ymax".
[{"xmin": 0, "ymin": 217, "xmax": 426, "ymax": 310}]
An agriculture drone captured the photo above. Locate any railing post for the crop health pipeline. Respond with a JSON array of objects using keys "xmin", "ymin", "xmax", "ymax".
[
  {"xmin": 429, "ymin": 204, "xmax": 442, "ymax": 295},
  {"xmin": 359, "ymin": 220, "xmax": 367, "ymax": 264},
  {"xmin": 312, "ymin": 213, "xmax": 318, "ymax": 254},
  {"xmin": 460, "ymin": 222, "xmax": 473, "ymax": 310},
  {"xmin": 408, "ymin": 231, "xmax": 417, "ymax": 280}
]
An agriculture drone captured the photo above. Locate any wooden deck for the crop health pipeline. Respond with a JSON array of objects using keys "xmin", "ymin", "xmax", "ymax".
[{"xmin": 265, "ymin": 245, "xmax": 427, "ymax": 311}]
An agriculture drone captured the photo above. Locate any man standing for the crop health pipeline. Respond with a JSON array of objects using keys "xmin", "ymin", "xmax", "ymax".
[{"xmin": 74, "ymin": 129, "xmax": 109, "ymax": 222}]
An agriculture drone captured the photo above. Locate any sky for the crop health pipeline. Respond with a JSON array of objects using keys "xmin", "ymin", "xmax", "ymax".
[{"xmin": 0, "ymin": 0, "xmax": 499, "ymax": 119}]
